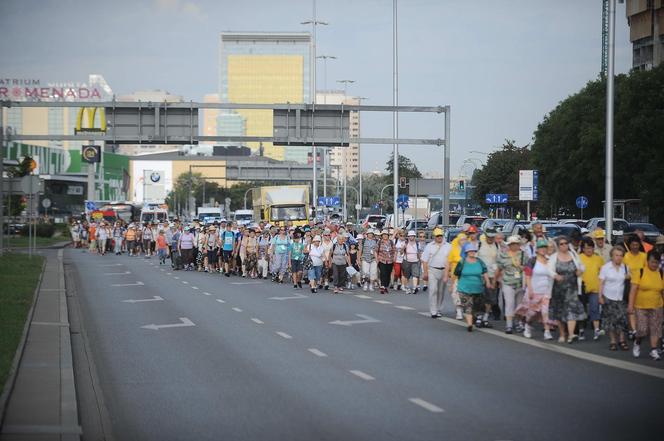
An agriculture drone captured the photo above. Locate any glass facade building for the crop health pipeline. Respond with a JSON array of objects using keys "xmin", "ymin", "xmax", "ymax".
[{"xmin": 219, "ymin": 32, "xmax": 311, "ymax": 163}]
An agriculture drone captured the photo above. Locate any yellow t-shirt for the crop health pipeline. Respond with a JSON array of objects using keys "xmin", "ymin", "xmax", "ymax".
[
  {"xmin": 624, "ymin": 251, "xmax": 647, "ymax": 280},
  {"xmin": 448, "ymin": 246, "xmax": 462, "ymax": 279},
  {"xmin": 580, "ymin": 253, "xmax": 603, "ymax": 293},
  {"xmin": 633, "ymin": 267, "xmax": 664, "ymax": 309}
]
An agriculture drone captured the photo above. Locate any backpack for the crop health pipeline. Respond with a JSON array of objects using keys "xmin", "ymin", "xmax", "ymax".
[
  {"xmin": 454, "ymin": 257, "xmax": 487, "ymax": 278},
  {"xmin": 332, "ymin": 242, "xmax": 348, "ymax": 255}
]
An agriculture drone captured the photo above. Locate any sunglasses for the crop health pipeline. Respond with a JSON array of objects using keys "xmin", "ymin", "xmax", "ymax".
[{"xmin": 559, "ymin": 241, "xmax": 569, "ymax": 246}]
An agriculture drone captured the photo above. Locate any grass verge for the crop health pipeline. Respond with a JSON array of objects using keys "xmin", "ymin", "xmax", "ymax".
[
  {"xmin": 0, "ymin": 253, "xmax": 45, "ymax": 388},
  {"xmin": 2, "ymin": 235, "xmax": 67, "ymax": 248}
]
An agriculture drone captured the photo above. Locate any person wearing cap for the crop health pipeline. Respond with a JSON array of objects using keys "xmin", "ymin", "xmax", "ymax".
[
  {"xmin": 205, "ymin": 225, "xmax": 220, "ymax": 273},
  {"xmin": 592, "ymin": 228, "xmax": 611, "ymax": 263},
  {"xmin": 514, "ymin": 238, "xmax": 556, "ymax": 340},
  {"xmin": 448, "ymin": 233, "xmax": 468, "ymax": 320},
  {"xmin": 307, "ymin": 235, "xmax": 325, "ymax": 293},
  {"xmin": 288, "ymin": 232, "xmax": 305, "ymax": 288},
  {"xmin": 257, "ymin": 230, "xmax": 271, "ymax": 279},
  {"xmin": 70, "ymin": 220, "xmax": 82, "ymax": 248},
  {"xmin": 402, "ymin": 230, "xmax": 422, "ymax": 295},
  {"xmin": 330, "ymin": 233, "xmax": 351, "ymax": 293},
  {"xmin": 393, "ymin": 229, "xmax": 407, "ymax": 291},
  {"xmin": 497, "ymin": 235, "xmax": 528, "ymax": 334},
  {"xmin": 549, "ymin": 236, "xmax": 586, "ymax": 343},
  {"xmin": 321, "ymin": 229, "xmax": 334, "ymax": 290},
  {"xmin": 476, "ymin": 228, "xmax": 500, "ymax": 328},
  {"xmin": 178, "ymin": 226, "xmax": 196, "ymax": 270},
  {"xmin": 450, "ymin": 241, "xmax": 490, "ymax": 331},
  {"xmin": 422, "ymin": 228, "xmax": 452, "ymax": 318},
  {"xmin": 112, "ymin": 221, "xmax": 124, "ymax": 255},
  {"xmin": 125, "ymin": 224, "xmax": 137, "ymax": 256},
  {"xmin": 377, "ymin": 230, "xmax": 396, "ymax": 294},
  {"xmin": 269, "ymin": 226, "xmax": 291, "ymax": 283},
  {"xmin": 358, "ymin": 229, "xmax": 378, "ymax": 292},
  {"xmin": 96, "ymin": 221, "xmax": 110, "ymax": 256}
]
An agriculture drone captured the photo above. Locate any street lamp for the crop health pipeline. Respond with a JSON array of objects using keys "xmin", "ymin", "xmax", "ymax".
[
  {"xmin": 355, "ymin": 96, "xmax": 368, "ymax": 214},
  {"xmin": 380, "ymin": 184, "xmax": 394, "ymax": 215},
  {"xmin": 243, "ymin": 187, "xmax": 255, "ymax": 210},
  {"xmin": 317, "ymin": 55, "xmax": 337, "ymax": 102},
  {"xmin": 337, "ymin": 80, "xmax": 355, "ymax": 225}
]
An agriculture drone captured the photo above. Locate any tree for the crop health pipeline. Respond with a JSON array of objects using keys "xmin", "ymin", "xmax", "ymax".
[
  {"xmin": 385, "ymin": 154, "xmax": 423, "ymax": 179},
  {"xmin": 471, "ymin": 140, "xmax": 532, "ymax": 210},
  {"xmin": 531, "ymin": 64, "xmax": 664, "ymax": 224}
]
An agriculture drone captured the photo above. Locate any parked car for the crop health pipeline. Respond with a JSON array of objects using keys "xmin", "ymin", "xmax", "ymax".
[
  {"xmin": 624, "ymin": 222, "xmax": 660, "ymax": 244},
  {"xmin": 455, "ymin": 215, "xmax": 487, "ymax": 228},
  {"xmin": 558, "ymin": 219, "xmax": 588, "ymax": 228},
  {"xmin": 404, "ymin": 218, "xmax": 429, "ymax": 231},
  {"xmin": 426, "ymin": 212, "xmax": 461, "ymax": 230},
  {"xmin": 585, "ymin": 218, "xmax": 629, "ymax": 236},
  {"xmin": 362, "ymin": 214, "xmax": 386, "ymax": 230},
  {"xmin": 543, "ymin": 224, "xmax": 582, "ymax": 239},
  {"xmin": 444, "ymin": 227, "xmax": 465, "ymax": 244},
  {"xmin": 480, "ymin": 218, "xmax": 511, "ymax": 232},
  {"xmin": 501, "ymin": 220, "xmax": 530, "ymax": 238},
  {"xmin": 385, "ymin": 213, "xmax": 413, "ymax": 229}
]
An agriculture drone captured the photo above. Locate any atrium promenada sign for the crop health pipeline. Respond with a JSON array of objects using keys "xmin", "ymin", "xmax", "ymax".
[{"xmin": 0, "ymin": 78, "xmax": 102, "ymax": 100}]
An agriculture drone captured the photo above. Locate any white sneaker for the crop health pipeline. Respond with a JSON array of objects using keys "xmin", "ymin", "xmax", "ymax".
[
  {"xmin": 632, "ymin": 343, "xmax": 641, "ymax": 358},
  {"xmin": 455, "ymin": 308, "xmax": 463, "ymax": 320},
  {"xmin": 523, "ymin": 325, "xmax": 532, "ymax": 339},
  {"xmin": 369, "ymin": 284, "xmax": 374, "ymax": 292},
  {"xmin": 544, "ymin": 330, "xmax": 553, "ymax": 340},
  {"xmin": 649, "ymin": 349, "xmax": 661, "ymax": 361},
  {"xmin": 363, "ymin": 282, "xmax": 368, "ymax": 292}
]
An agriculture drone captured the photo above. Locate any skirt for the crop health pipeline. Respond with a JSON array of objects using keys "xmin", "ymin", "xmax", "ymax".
[
  {"xmin": 601, "ymin": 299, "xmax": 627, "ymax": 333},
  {"xmin": 514, "ymin": 293, "xmax": 551, "ymax": 324}
]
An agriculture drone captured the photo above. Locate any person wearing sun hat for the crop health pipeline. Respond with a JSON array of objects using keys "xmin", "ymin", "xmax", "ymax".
[
  {"xmin": 358, "ymin": 228, "xmax": 378, "ymax": 291},
  {"xmin": 449, "ymin": 240, "xmax": 490, "ymax": 331},
  {"xmin": 422, "ymin": 227, "xmax": 452, "ymax": 318},
  {"xmin": 377, "ymin": 229, "xmax": 396, "ymax": 294},
  {"xmin": 307, "ymin": 235, "xmax": 325, "ymax": 293},
  {"xmin": 497, "ymin": 235, "xmax": 529, "ymax": 334}
]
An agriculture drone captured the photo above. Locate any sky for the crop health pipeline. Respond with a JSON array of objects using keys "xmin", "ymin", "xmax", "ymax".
[{"xmin": 1, "ymin": 0, "xmax": 632, "ymax": 176}]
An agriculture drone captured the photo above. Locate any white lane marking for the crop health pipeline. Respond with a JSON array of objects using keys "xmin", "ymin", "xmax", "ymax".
[
  {"xmin": 141, "ymin": 317, "xmax": 195, "ymax": 331},
  {"xmin": 98, "ymin": 263, "xmax": 123, "ymax": 267},
  {"xmin": 409, "ymin": 398, "xmax": 445, "ymax": 413},
  {"xmin": 182, "ymin": 281, "xmax": 189, "ymax": 284},
  {"xmin": 160, "ymin": 268, "xmax": 165, "ymax": 271},
  {"xmin": 173, "ymin": 276, "xmax": 180, "ymax": 279},
  {"xmin": 251, "ymin": 318, "xmax": 264, "ymax": 324},
  {"xmin": 308, "ymin": 348, "xmax": 328, "ymax": 357},
  {"xmin": 276, "ymin": 331, "xmax": 293, "ymax": 339},
  {"xmin": 166, "ymin": 272, "xmax": 172, "ymax": 275},
  {"xmin": 269, "ymin": 293, "xmax": 308, "ymax": 301},
  {"xmin": 103, "ymin": 271, "xmax": 131, "ymax": 275},
  {"xmin": 203, "ymin": 292, "xmax": 212, "ymax": 296},
  {"xmin": 111, "ymin": 281, "xmax": 144, "ymax": 287},
  {"xmin": 418, "ymin": 312, "xmax": 430, "ymax": 317},
  {"xmin": 373, "ymin": 300, "xmax": 392, "ymax": 304},
  {"xmin": 349, "ymin": 370, "xmax": 375, "ymax": 381},
  {"xmin": 232, "ymin": 307, "xmax": 243, "ymax": 312},
  {"xmin": 355, "ymin": 294, "xmax": 371, "ymax": 299},
  {"xmin": 329, "ymin": 314, "xmax": 380, "ymax": 326},
  {"xmin": 191, "ymin": 286, "xmax": 199, "ymax": 290},
  {"xmin": 215, "ymin": 299, "xmax": 226, "ymax": 303},
  {"xmin": 437, "ymin": 317, "xmax": 664, "ymax": 380},
  {"xmin": 231, "ymin": 281, "xmax": 263, "ymax": 285},
  {"xmin": 122, "ymin": 296, "xmax": 164, "ymax": 303},
  {"xmin": 395, "ymin": 305, "xmax": 415, "ymax": 310}
]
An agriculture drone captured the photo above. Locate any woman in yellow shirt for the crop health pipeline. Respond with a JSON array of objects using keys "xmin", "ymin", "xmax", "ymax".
[
  {"xmin": 628, "ymin": 250, "xmax": 664, "ymax": 361},
  {"xmin": 579, "ymin": 237, "xmax": 605, "ymax": 341},
  {"xmin": 448, "ymin": 233, "xmax": 467, "ymax": 320},
  {"xmin": 623, "ymin": 235, "xmax": 647, "ymax": 338}
]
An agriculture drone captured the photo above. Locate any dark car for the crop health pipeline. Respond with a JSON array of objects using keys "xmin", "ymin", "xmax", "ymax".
[
  {"xmin": 624, "ymin": 222, "xmax": 660, "ymax": 243},
  {"xmin": 544, "ymin": 224, "xmax": 582, "ymax": 239},
  {"xmin": 480, "ymin": 218, "xmax": 511, "ymax": 232},
  {"xmin": 427, "ymin": 212, "xmax": 460, "ymax": 230}
]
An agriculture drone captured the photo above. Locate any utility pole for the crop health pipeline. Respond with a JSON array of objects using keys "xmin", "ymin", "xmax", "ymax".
[
  {"xmin": 605, "ymin": 0, "xmax": 617, "ymax": 241},
  {"xmin": 392, "ymin": 0, "xmax": 400, "ymax": 228},
  {"xmin": 337, "ymin": 80, "xmax": 355, "ymax": 223},
  {"xmin": 356, "ymin": 97, "xmax": 368, "ymax": 217},
  {"xmin": 0, "ymin": 105, "xmax": 4, "ymax": 255}
]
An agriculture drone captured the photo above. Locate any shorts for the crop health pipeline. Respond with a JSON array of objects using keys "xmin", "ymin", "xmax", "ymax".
[
  {"xmin": 393, "ymin": 262, "xmax": 402, "ymax": 278},
  {"xmin": 221, "ymin": 249, "xmax": 233, "ymax": 263},
  {"xmin": 291, "ymin": 259, "xmax": 303, "ymax": 273},
  {"xmin": 635, "ymin": 308, "xmax": 663, "ymax": 339},
  {"xmin": 127, "ymin": 240, "xmax": 135, "ymax": 252},
  {"xmin": 402, "ymin": 260, "xmax": 420, "ymax": 279},
  {"xmin": 308, "ymin": 265, "xmax": 323, "ymax": 281},
  {"xmin": 458, "ymin": 292, "xmax": 484, "ymax": 315},
  {"xmin": 483, "ymin": 285, "xmax": 499, "ymax": 305},
  {"xmin": 586, "ymin": 292, "xmax": 600, "ymax": 321},
  {"xmin": 207, "ymin": 249, "xmax": 219, "ymax": 264}
]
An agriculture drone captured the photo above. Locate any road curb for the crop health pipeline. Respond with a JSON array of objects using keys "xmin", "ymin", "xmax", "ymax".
[{"xmin": 0, "ymin": 256, "xmax": 46, "ymax": 429}]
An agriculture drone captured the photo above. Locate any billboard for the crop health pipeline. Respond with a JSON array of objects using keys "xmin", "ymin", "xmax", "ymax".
[{"xmin": 519, "ymin": 170, "xmax": 539, "ymax": 201}]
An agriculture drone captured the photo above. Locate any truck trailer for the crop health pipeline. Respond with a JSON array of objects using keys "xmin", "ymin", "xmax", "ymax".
[{"xmin": 252, "ymin": 185, "xmax": 309, "ymax": 227}]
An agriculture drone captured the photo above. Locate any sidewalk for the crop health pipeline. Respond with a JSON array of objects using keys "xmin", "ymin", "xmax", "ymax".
[{"xmin": 0, "ymin": 249, "xmax": 80, "ymax": 440}]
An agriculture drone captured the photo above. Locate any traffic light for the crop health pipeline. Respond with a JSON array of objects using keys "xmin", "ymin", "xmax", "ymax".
[
  {"xmin": 459, "ymin": 180, "xmax": 465, "ymax": 191},
  {"xmin": 399, "ymin": 177, "xmax": 407, "ymax": 188}
]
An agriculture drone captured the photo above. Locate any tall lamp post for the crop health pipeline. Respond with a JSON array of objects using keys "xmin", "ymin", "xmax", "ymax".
[
  {"xmin": 355, "ymin": 96, "xmax": 368, "ymax": 215},
  {"xmin": 337, "ymin": 79, "xmax": 355, "ymax": 223}
]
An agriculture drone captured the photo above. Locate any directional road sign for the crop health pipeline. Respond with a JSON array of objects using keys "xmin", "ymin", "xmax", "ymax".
[
  {"xmin": 576, "ymin": 196, "xmax": 588, "ymax": 209},
  {"xmin": 397, "ymin": 194, "xmax": 409, "ymax": 210},
  {"xmin": 485, "ymin": 193, "xmax": 508, "ymax": 204}
]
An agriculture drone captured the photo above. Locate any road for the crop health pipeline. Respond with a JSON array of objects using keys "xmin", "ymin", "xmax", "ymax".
[{"xmin": 65, "ymin": 249, "xmax": 664, "ymax": 441}]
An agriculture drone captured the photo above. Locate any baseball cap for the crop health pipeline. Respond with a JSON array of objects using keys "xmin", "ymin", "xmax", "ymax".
[
  {"xmin": 536, "ymin": 238, "xmax": 549, "ymax": 249},
  {"xmin": 433, "ymin": 228, "xmax": 444, "ymax": 237},
  {"xmin": 506, "ymin": 236, "xmax": 521, "ymax": 245},
  {"xmin": 407, "ymin": 230, "xmax": 416, "ymax": 237},
  {"xmin": 467, "ymin": 225, "xmax": 478, "ymax": 234},
  {"xmin": 463, "ymin": 242, "xmax": 479, "ymax": 253}
]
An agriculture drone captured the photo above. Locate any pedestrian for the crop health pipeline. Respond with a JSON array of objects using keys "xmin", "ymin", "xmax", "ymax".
[
  {"xmin": 477, "ymin": 228, "xmax": 500, "ymax": 328},
  {"xmin": 206, "ymin": 225, "xmax": 220, "ymax": 273},
  {"xmin": 347, "ymin": 241, "xmax": 360, "ymax": 289},
  {"xmin": 244, "ymin": 228, "xmax": 258, "ymax": 278},
  {"xmin": 592, "ymin": 229, "xmax": 611, "ymax": 263},
  {"xmin": 331, "ymin": 234, "xmax": 351, "ymax": 294},
  {"xmin": 496, "ymin": 235, "xmax": 528, "ymax": 334},
  {"xmin": 417, "ymin": 230, "xmax": 429, "ymax": 292},
  {"xmin": 579, "ymin": 236, "xmax": 604, "ymax": 341},
  {"xmin": 599, "ymin": 246, "xmax": 630, "ymax": 351},
  {"xmin": 628, "ymin": 250, "xmax": 664, "ymax": 360},
  {"xmin": 321, "ymin": 229, "xmax": 334, "ymax": 290},
  {"xmin": 453, "ymin": 242, "xmax": 490, "ymax": 332},
  {"xmin": 156, "ymin": 230, "xmax": 169, "ymax": 264},
  {"xmin": 624, "ymin": 235, "xmax": 647, "ymax": 339},
  {"xmin": 112, "ymin": 221, "xmax": 124, "ymax": 255},
  {"xmin": 516, "ymin": 238, "xmax": 555, "ymax": 340},
  {"xmin": 422, "ymin": 228, "xmax": 452, "ymax": 318},
  {"xmin": 96, "ymin": 222, "xmax": 109, "ymax": 256},
  {"xmin": 289, "ymin": 232, "xmax": 305, "ymax": 288},
  {"xmin": 402, "ymin": 230, "xmax": 422, "ymax": 294},
  {"xmin": 377, "ymin": 230, "xmax": 396, "ymax": 294},
  {"xmin": 448, "ymin": 233, "xmax": 468, "ymax": 320},
  {"xmin": 393, "ymin": 229, "xmax": 407, "ymax": 291},
  {"xmin": 178, "ymin": 227, "xmax": 196, "ymax": 270},
  {"xmin": 359, "ymin": 229, "xmax": 378, "ymax": 292},
  {"xmin": 70, "ymin": 221, "xmax": 81, "ymax": 248},
  {"xmin": 257, "ymin": 230, "xmax": 271, "ymax": 279},
  {"xmin": 307, "ymin": 235, "xmax": 325, "ymax": 293},
  {"xmin": 88, "ymin": 222, "xmax": 97, "ymax": 253},
  {"xmin": 220, "ymin": 223, "xmax": 236, "ymax": 277},
  {"xmin": 270, "ymin": 227, "xmax": 291, "ymax": 283},
  {"xmin": 549, "ymin": 236, "xmax": 586, "ymax": 343}
]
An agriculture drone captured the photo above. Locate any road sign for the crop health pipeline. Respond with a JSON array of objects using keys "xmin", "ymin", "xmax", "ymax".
[
  {"xmin": 355, "ymin": 204, "xmax": 361, "ymax": 210},
  {"xmin": 485, "ymin": 193, "xmax": 508, "ymax": 204},
  {"xmin": 317, "ymin": 196, "xmax": 341, "ymax": 207},
  {"xmin": 519, "ymin": 170, "xmax": 539, "ymax": 201},
  {"xmin": 81, "ymin": 145, "xmax": 101, "ymax": 163},
  {"xmin": 576, "ymin": 196, "xmax": 589, "ymax": 209},
  {"xmin": 41, "ymin": 198, "xmax": 51, "ymax": 208},
  {"xmin": 397, "ymin": 194, "xmax": 409, "ymax": 210},
  {"xmin": 20, "ymin": 176, "xmax": 43, "ymax": 195}
]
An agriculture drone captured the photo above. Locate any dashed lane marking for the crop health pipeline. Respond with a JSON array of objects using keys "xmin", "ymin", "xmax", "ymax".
[
  {"xmin": 173, "ymin": 276, "xmax": 180, "ymax": 280},
  {"xmin": 215, "ymin": 299, "xmax": 225, "ymax": 303},
  {"xmin": 191, "ymin": 286, "xmax": 199, "ymax": 290},
  {"xmin": 373, "ymin": 300, "xmax": 392, "ymax": 304},
  {"xmin": 203, "ymin": 292, "xmax": 212, "ymax": 296},
  {"xmin": 349, "ymin": 370, "xmax": 375, "ymax": 381},
  {"xmin": 276, "ymin": 332, "xmax": 293, "ymax": 340},
  {"xmin": 395, "ymin": 305, "xmax": 415, "ymax": 310},
  {"xmin": 408, "ymin": 398, "xmax": 445, "ymax": 413},
  {"xmin": 355, "ymin": 294, "xmax": 371, "ymax": 299},
  {"xmin": 251, "ymin": 318, "xmax": 264, "ymax": 324},
  {"xmin": 182, "ymin": 281, "xmax": 189, "ymax": 284},
  {"xmin": 232, "ymin": 307, "xmax": 243, "ymax": 312},
  {"xmin": 308, "ymin": 348, "xmax": 328, "ymax": 357}
]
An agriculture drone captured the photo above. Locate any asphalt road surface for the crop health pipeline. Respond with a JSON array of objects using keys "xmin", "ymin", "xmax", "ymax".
[{"xmin": 66, "ymin": 249, "xmax": 664, "ymax": 441}]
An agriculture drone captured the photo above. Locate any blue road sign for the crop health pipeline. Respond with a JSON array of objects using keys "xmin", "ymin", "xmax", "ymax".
[
  {"xmin": 397, "ymin": 194, "xmax": 409, "ymax": 203},
  {"xmin": 485, "ymin": 193, "xmax": 508, "ymax": 204},
  {"xmin": 576, "ymin": 196, "xmax": 588, "ymax": 209},
  {"xmin": 318, "ymin": 196, "xmax": 341, "ymax": 207}
]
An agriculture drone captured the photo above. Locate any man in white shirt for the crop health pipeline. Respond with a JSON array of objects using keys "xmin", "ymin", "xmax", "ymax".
[
  {"xmin": 477, "ymin": 228, "xmax": 500, "ymax": 327},
  {"xmin": 422, "ymin": 228, "xmax": 452, "ymax": 318}
]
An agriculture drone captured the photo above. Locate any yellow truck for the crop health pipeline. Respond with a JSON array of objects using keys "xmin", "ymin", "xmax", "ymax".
[{"xmin": 252, "ymin": 185, "xmax": 309, "ymax": 227}]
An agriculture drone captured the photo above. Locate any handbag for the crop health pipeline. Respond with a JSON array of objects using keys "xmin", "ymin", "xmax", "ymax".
[{"xmin": 622, "ymin": 264, "xmax": 631, "ymax": 301}]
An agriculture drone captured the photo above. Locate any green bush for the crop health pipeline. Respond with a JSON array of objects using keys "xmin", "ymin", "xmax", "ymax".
[{"xmin": 20, "ymin": 223, "xmax": 56, "ymax": 238}]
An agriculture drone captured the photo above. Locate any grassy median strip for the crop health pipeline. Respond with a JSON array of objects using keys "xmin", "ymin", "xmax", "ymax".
[
  {"xmin": 2, "ymin": 235, "xmax": 68, "ymax": 248},
  {"xmin": 0, "ymin": 253, "xmax": 45, "ymax": 388}
]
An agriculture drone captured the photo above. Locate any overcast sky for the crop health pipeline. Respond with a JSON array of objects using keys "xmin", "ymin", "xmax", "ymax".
[{"xmin": 1, "ymin": 0, "xmax": 632, "ymax": 175}]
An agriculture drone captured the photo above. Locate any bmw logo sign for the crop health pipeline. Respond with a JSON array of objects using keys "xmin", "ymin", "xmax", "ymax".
[{"xmin": 150, "ymin": 171, "xmax": 161, "ymax": 183}]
